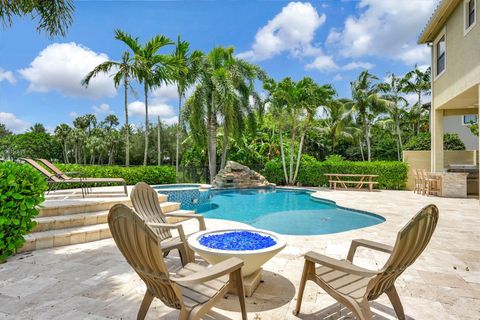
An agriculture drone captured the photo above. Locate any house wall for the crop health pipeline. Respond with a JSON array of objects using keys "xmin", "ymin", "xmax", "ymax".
[
  {"xmin": 432, "ymin": 0, "xmax": 480, "ymax": 109},
  {"xmin": 444, "ymin": 115, "xmax": 479, "ymax": 150},
  {"xmin": 403, "ymin": 150, "xmax": 478, "ymax": 190}
]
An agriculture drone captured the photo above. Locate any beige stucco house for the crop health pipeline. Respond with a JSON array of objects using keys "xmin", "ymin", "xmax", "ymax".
[{"xmin": 418, "ymin": 0, "xmax": 479, "ymax": 173}]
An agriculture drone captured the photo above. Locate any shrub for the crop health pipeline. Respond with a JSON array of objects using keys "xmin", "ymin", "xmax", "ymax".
[
  {"xmin": 0, "ymin": 161, "xmax": 48, "ymax": 263},
  {"xmin": 404, "ymin": 132, "xmax": 466, "ymax": 151},
  {"xmin": 54, "ymin": 164, "xmax": 176, "ymax": 185},
  {"xmin": 264, "ymin": 157, "xmax": 408, "ymax": 190}
]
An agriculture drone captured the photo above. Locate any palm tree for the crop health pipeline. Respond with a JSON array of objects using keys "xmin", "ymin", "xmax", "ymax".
[
  {"xmin": 379, "ymin": 73, "xmax": 408, "ymax": 161},
  {"xmin": 54, "ymin": 123, "xmax": 71, "ymax": 162},
  {"xmin": 319, "ymin": 99, "xmax": 358, "ymax": 153},
  {"xmin": 184, "ymin": 47, "xmax": 264, "ymax": 182},
  {"xmin": 351, "ymin": 71, "xmax": 382, "ymax": 161},
  {"xmin": 115, "ymin": 30, "xmax": 181, "ymax": 165},
  {"xmin": 1, "ymin": 0, "xmax": 75, "ymax": 37},
  {"xmin": 402, "ymin": 66, "xmax": 431, "ymax": 134},
  {"xmin": 172, "ymin": 36, "xmax": 202, "ymax": 174},
  {"xmin": 28, "ymin": 123, "xmax": 47, "ymax": 133},
  {"xmin": 82, "ymin": 49, "xmax": 136, "ymax": 166}
]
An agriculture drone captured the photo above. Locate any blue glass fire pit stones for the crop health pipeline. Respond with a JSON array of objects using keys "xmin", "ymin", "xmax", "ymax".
[{"xmin": 199, "ymin": 231, "xmax": 277, "ymax": 251}]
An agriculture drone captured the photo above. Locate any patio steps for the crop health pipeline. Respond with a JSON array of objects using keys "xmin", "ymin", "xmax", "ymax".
[{"xmin": 20, "ymin": 194, "xmax": 193, "ymax": 253}]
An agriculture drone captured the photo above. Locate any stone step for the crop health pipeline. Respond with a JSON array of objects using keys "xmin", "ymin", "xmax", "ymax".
[
  {"xmin": 38, "ymin": 194, "xmax": 169, "ymax": 217},
  {"xmin": 33, "ymin": 202, "xmax": 182, "ymax": 232},
  {"xmin": 20, "ymin": 224, "xmax": 111, "ymax": 253},
  {"xmin": 21, "ymin": 208, "xmax": 197, "ymax": 252},
  {"xmin": 33, "ymin": 210, "xmax": 108, "ymax": 232}
]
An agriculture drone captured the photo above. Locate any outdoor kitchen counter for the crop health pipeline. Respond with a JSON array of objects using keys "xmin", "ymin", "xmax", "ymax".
[{"xmin": 430, "ymin": 172, "xmax": 469, "ymax": 198}]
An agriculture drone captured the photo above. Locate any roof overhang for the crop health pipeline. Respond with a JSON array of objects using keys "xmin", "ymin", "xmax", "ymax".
[{"xmin": 418, "ymin": 0, "xmax": 462, "ymax": 44}]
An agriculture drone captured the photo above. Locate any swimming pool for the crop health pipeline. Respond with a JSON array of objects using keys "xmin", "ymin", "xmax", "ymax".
[{"xmin": 192, "ymin": 188, "xmax": 385, "ymax": 235}]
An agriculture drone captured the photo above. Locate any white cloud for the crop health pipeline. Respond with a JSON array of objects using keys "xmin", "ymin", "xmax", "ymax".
[
  {"xmin": 305, "ymin": 54, "xmax": 338, "ymax": 72},
  {"xmin": 19, "ymin": 42, "xmax": 117, "ymax": 99},
  {"xmin": 0, "ymin": 68, "xmax": 16, "ymax": 84},
  {"xmin": 333, "ymin": 74, "xmax": 343, "ymax": 81},
  {"xmin": 342, "ymin": 61, "xmax": 374, "ymax": 70},
  {"xmin": 92, "ymin": 103, "xmax": 112, "ymax": 114},
  {"xmin": 327, "ymin": 0, "xmax": 440, "ymax": 65},
  {"xmin": 128, "ymin": 100, "xmax": 176, "ymax": 119},
  {"xmin": 69, "ymin": 111, "xmax": 78, "ymax": 119},
  {"xmin": 151, "ymin": 84, "xmax": 179, "ymax": 103},
  {"xmin": 237, "ymin": 2, "xmax": 326, "ymax": 61},
  {"xmin": 0, "ymin": 112, "xmax": 30, "ymax": 133}
]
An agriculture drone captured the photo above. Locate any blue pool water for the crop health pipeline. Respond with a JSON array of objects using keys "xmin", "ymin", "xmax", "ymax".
[{"xmin": 193, "ymin": 188, "xmax": 385, "ymax": 236}]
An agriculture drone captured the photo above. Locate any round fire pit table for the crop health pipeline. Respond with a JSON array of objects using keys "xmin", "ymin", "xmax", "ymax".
[{"xmin": 188, "ymin": 229, "xmax": 286, "ymax": 296}]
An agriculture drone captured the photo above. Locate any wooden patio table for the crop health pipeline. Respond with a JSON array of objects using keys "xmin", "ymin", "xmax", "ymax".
[{"xmin": 325, "ymin": 173, "xmax": 379, "ymax": 191}]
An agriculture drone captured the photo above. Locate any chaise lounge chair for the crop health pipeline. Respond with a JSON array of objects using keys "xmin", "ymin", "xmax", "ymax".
[
  {"xmin": 108, "ymin": 204, "xmax": 247, "ymax": 320},
  {"xmin": 294, "ymin": 204, "xmax": 439, "ymax": 320},
  {"xmin": 130, "ymin": 182, "xmax": 207, "ymax": 262},
  {"xmin": 22, "ymin": 158, "xmax": 128, "ymax": 197}
]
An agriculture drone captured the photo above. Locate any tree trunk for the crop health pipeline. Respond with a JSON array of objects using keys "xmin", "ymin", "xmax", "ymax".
[
  {"xmin": 220, "ymin": 128, "xmax": 228, "ymax": 170},
  {"xmin": 63, "ymin": 142, "xmax": 68, "ymax": 163},
  {"xmin": 366, "ymin": 125, "xmax": 372, "ymax": 161},
  {"xmin": 279, "ymin": 127, "xmax": 289, "ymax": 184},
  {"xmin": 288, "ymin": 128, "xmax": 296, "ymax": 184},
  {"xmin": 207, "ymin": 94, "xmax": 217, "ymax": 183},
  {"xmin": 143, "ymin": 84, "xmax": 149, "ymax": 166},
  {"xmin": 293, "ymin": 129, "xmax": 306, "ymax": 184},
  {"xmin": 396, "ymin": 121, "xmax": 403, "ymax": 161},
  {"xmin": 157, "ymin": 116, "xmax": 161, "ymax": 166},
  {"xmin": 175, "ymin": 89, "xmax": 182, "ymax": 174},
  {"xmin": 359, "ymin": 139, "xmax": 365, "ymax": 161},
  {"xmin": 124, "ymin": 75, "xmax": 130, "ymax": 167}
]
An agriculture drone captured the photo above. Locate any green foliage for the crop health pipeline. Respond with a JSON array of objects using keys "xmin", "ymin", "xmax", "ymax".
[
  {"xmin": 264, "ymin": 157, "xmax": 408, "ymax": 190},
  {"xmin": 404, "ymin": 132, "xmax": 466, "ymax": 151},
  {"xmin": 0, "ymin": 161, "xmax": 48, "ymax": 263},
  {"xmin": 55, "ymin": 164, "xmax": 176, "ymax": 185},
  {"xmin": 468, "ymin": 123, "xmax": 479, "ymax": 136},
  {"xmin": 0, "ymin": 132, "xmax": 62, "ymax": 160}
]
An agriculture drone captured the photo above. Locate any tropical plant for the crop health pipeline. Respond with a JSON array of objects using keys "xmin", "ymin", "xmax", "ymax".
[
  {"xmin": 184, "ymin": 47, "xmax": 265, "ymax": 182},
  {"xmin": 54, "ymin": 123, "xmax": 71, "ymax": 162},
  {"xmin": 402, "ymin": 66, "xmax": 431, "ymax": 135},
  {"xmin": 82, "ymin": 47, "xmax": 137, "ymax": 166},
  {"xmin": 28, "ymin": 123, "xmax": 47, "ymax": 133},
  {"xmin": 172, "ymin": 36, "xmax": 202, "ymax": 174},
  {"xmin": 378, "ymin": 73, "xmax": 408, "ymax": 160},
  {"xmin": 115, "ymin": 30, "xmax": 182, "ymax": 165},
  {"xmin": 0, "ymin": 0, "xmax": 75, "ymax": 37}
]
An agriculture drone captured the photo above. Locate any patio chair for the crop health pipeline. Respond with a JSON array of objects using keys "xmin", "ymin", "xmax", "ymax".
[
  {"xmin": 21, "ymin": 158, "xmax": 87, "ymax": 197},
  {"xmin": 37, "ymin": 158, "xmax": 128, "ymax": 196},
  {"xmin": 130, "ymin": 182, "xmax": 207, "ymax": 262},
  {"xmin": 417, "ymin": 169, "xmax": 440, "ymax": 196},
  {"xmin": 294, "ymin": 204, "xmax": 439, "ymax": 320},
  {"xmin": 108, "ymin": 204, "xmax": 247, "ymax": 320}
]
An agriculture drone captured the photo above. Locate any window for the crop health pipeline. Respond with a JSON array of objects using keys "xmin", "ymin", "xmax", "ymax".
[
  {"xmin": 436, "ymin": 35, "xmax": 446, "ymax": 76},
  {"xmin": 465, "ymin": 0, "xmax": 476, "ymax": 33},
  {"xmin": 462, "ymin": 114, "xmax": 478, "ymax": 125}
]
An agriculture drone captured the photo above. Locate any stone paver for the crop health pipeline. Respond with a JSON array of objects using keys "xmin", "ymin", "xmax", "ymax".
[{"xmin": 1, "ymin": 189, "xmax": 479, "ymax": 319}]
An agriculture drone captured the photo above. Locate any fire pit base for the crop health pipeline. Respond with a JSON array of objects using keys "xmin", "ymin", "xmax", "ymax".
[{"xmin": 228, "ymin": 268, "xmax": 262, "ymax": 297}]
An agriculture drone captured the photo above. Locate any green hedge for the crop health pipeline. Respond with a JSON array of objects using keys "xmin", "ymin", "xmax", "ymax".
[
  {"xmin": 0, "ymin": 161, "xmax": 48, "ymax": 263},
  {"xmin": 55, "ymin": 164, "xmax": 176, "ymax": 185},
  {"xmin": 264, "ymin": 158, "xmax": 408, "ymax": 190}
]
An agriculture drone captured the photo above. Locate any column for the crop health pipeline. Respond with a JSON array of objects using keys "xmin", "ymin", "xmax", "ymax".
[{"xmin": 431, "ymin": 109, "xmax": 444, "ymax": 172}]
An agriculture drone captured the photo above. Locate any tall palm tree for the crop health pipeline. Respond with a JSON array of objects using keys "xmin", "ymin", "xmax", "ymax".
[
  {"xmin": 82, "ymin": 50, "xmax": 136, "ymax": 166},
  {"xmin": 184, "ymin": 47, "xmax": 264, "ymax": 182},
  {"xmin": 172, "ymin": 36, "xmax": 202, "ymax": 174},
  {"xmin": 350, "ymin": 71, "xmax": 382, "ymax": 161},
  {"xmin": 54, "ymin": 123, "xmax": 71, "ymax": 163},
  {"xmin": 115, "ymin": 30, "xmax": 181, "ymax": 165},
  {"xmin": 379, "ymin": 73, "xmax": 408, "ymax": 160},
  {"xmin": 402, "ymin": 66, "xmax": 431, "ymax": 134}
]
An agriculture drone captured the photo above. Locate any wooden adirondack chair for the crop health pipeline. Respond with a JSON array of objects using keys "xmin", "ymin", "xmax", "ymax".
[
  {"xmin": 108, "ymin": 204, "xmax": 247, "ymax": 320},
  {"xmin": 294, "ymin": 204, "xmax": 439, "ymax": 320}
]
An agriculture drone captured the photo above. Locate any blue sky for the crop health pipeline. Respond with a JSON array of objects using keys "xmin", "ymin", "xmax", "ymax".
[{"xmin": 0, "ymin": 0, "xmax": 438, "ymax": 133}]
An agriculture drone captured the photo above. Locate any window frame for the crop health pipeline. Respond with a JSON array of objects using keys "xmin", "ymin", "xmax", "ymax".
[
  {"xmin": 464, "ymin": 0, "xmax": 477, "ymax": 36},
  {"xmin": 434, "ymin": 29, "xmax": 447, "ymax": 80},
  {"xmin": 462, "ymin": 114, "xmax": 479, "ymax": 126}
]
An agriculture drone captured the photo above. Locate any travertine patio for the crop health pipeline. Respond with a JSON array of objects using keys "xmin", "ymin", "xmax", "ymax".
[{"xmin": 0, "ymin": 189, "xmax": 479, "ymax": 319}]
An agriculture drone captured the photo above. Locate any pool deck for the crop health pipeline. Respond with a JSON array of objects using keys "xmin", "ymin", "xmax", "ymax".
[{"xmin": 1, "ymin": 188, "xmax": 479, "ymax": 319}]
